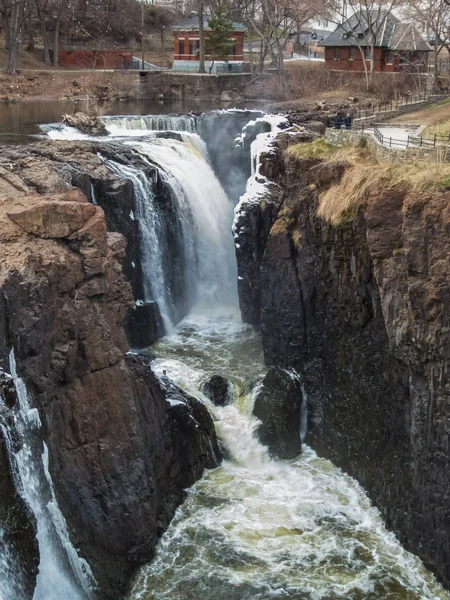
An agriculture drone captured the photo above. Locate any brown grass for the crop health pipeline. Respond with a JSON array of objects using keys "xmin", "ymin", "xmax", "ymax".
[{"xmin": 288, "ymin": 138, "xmax": 450, "ymax": 225}]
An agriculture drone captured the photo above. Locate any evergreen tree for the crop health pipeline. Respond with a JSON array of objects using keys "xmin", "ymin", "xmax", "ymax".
[{"xmin": 207, "ymin": 5, "xmax": 233, "ymax": 74}]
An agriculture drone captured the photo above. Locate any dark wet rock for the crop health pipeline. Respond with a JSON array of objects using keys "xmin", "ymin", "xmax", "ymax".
[
  {"xmin": 160, "ymin": 376, "xmax": 222, "ymax": 468},
  {"xmin": 201, "ymin": 375, "xmax": 234, "ymax": 407},
  {"xmin": 253, "ymin": 367, "xmax": 302, "ymax": 459},
  {"xmin": 124, "ymin": 301, "xmax": 164, "ymax": 348}
]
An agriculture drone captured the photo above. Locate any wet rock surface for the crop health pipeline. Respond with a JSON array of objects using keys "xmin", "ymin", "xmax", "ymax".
[
  {"xmin": 124, "ymin": 301, "xmax": 164, "ymax": 349},
  {"xmin": 253, "ymin": 367, "xmax": 302, "ymax": 459},
  {"xmin": 234, "ymin": 137, "xmax": 450, "ymax": 588},
  {"xmin": 201, "ymin": 375, "xmax": 234, "ymax": 407},
  {"xmin": 62, "ymin": 112, "xmax": 108, "ymax": 136},
  {"xmin": 0, "ymin": 188, "xmax": 221, "ymax": 598},
  {"xmin": 0, "ymin": 141, "xmax": 193, "ymax": 346}
]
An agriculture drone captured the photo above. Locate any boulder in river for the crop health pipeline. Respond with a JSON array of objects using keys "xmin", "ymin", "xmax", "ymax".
[
  {"xmin": 201, "ymin": 375, "xmax": 234, "ymax": 407},
  {"xmin": 124, "ymin": 301, "xmax": 164, "ymax": 348},
  {"xmin": 62, "ymin": 112, "xmax": 107, "ymax": 136},
  {"xmin": 253, "ymin": 367, "xmax": 302, "ymax": 459}
]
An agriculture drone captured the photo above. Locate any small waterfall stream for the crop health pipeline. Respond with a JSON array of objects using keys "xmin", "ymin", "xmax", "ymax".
[{"xmin": 0, "ymin": 352, "xmax": 95, "ymax": 600}]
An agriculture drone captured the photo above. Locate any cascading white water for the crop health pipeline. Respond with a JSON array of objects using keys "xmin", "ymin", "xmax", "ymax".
[
  {"xmin": 102, "ymin": 115, "xmax": 198, "ymax": 135},
  {"xmin": 128, "ymin": 314, "xmax": 450, "ymax": 600},
  {"xmin": 129, "ymin": 134, "xmax": 237, "ymax": 310},
  {"xmin": 0, "ymin": 526, "xmax": 25, "ymax": 600},
  {"xmin": 43, "ymin": 118, "xmax": 237, "ymax": 329},
  {"xmin": 0, "ymin": 351, "xmax": 95, "ymax": 600},
  {"xmin": 102, "ymin": 157, "xmax": 174, "ymax": 328}
]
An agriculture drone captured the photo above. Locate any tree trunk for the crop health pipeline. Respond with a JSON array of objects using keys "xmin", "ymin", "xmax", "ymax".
[
  {"xmin": 198, "ymin": 1, "xmax": 206, "ymax": 74},
  {"xmin": 359, "ymin": 46, "xmax": 370, "ymax": 91},
  {"xmin": 3, "ymin": 16, "xmax": 11, "ymax": 51},
  {"xmin": 26, "ymin": 11, "xmax": 34, "ymax": 51},
  {"xmin": 34, "ymin": 0, "xmax": 51, "ymax": 65},
  {"xmin": 7, "ymin": 0, "xmax": 25, "ymax": 75},
  {"xmin": 52, "ymin": 14, "xmax": 62, "ymax": 66}
]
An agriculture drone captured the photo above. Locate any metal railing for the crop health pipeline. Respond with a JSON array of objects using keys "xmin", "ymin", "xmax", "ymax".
[
  {"xmin": 373, "ymin": 126, "xmax": 450, "ymax": 149},
  {"xmin": 353, "ymin": 91, "xmax": 431, "ymax": 120},
  {"xmin": 327, "ymin": 92, "xmax": 442, "ymax": 130}
]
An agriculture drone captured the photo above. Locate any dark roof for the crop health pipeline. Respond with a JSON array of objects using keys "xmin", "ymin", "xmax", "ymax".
[
  {"xmin": 390, "ymin": 23, "xmax": 431, "ymax": 51},
  {"xmin": 319, "ymin": 11, "xmax": 429, "ymax": 52},
  {"xmin": 172, "ymin": 16, "xmax": 246, "ymax": 32},
  {"xmin": 319, "ymin": 11, "xmax": 397, "ymax": 47}
]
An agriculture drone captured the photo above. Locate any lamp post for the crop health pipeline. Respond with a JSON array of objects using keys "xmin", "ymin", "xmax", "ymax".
[{"xmin": 141, "ymin": 0, "xmax": 145, "ymax": 70}]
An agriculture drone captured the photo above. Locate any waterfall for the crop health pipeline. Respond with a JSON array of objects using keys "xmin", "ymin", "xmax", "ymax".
[
  {"xmin": 99, "ymin": 134, "xmax": 236, "ymax": 328},
  {"xmin": 130, "ymin": 135, "xmax": 237, "ymax": 311},
  {"xmin": 0, "ymin": 351, "xmax": 95, "ymax": 600},
  {"xmin": 102, "ymin": 115, "xmax": 199, "ymax": 135},
  {"xmin": 0, "ymin": 526, "xmax": 24, "ymax": 600},
  {"xmin": 102, "ymin": 158, "xmax": 175, "ymax": 328}
]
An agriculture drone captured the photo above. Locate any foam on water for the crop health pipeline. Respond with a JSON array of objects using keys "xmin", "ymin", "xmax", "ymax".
[{"xmin": 129, "ymin": 312, "xmax": 450, "ymax": 600}]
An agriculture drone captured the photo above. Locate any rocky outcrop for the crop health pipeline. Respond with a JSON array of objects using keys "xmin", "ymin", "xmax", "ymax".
[
  {"xmin": 201, "ymin": 375, "xmax": 234, "ymax": 407},
  {"xmin": 62, "ymin": 112, "xmax": 107, "ymax": 136},
  {"xmin": 0, "ymin": 141, "xmax": 179, "ymax": 344},
  {"xmin": 234, "ymin": 136, "xmax": 450, "ymax": 587},
  {"xmin": 233, "ymin": 131, "xmax": 317, "ymax": 325},
  {"xmin": 253, "ymin": 367, "xmax": 302, "ymax": 459},
  {"xmin": 0, "ymin": 189, "xmax": 221, "ymax": 598}
]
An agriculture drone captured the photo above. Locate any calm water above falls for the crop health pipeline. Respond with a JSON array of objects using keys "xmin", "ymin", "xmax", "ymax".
[{"xmin": 128, "ymin": 311, "xmax": 450, "ymax": 600}]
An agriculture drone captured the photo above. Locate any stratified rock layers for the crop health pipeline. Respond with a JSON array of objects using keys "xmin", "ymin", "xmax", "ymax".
[
  {"xmin": 235, "ymin": 138, "xmax": 450, "ymax": 587},
  {"xmin": 0, "ymin": 189, "xmax": 220, "ymax": 599}
]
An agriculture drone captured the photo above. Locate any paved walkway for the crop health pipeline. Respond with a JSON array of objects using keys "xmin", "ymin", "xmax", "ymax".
[{"xmin": 372, "ymin": 125, "xmax": 422, "ymax": 148}]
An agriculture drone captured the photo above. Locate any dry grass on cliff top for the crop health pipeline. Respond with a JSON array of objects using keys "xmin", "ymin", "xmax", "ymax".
[{"xmin": 288, "ymin": 139, "xmax": 450, "ymax": 224}]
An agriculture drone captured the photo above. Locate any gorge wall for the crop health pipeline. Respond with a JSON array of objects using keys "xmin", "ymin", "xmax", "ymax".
[
  {"xmin": 235, "ymin": 133, "xmax": 450, "ymax": 586},
  {"xmin": 0, "ymin": 162, "xmax": 221, "ymax": 598}
]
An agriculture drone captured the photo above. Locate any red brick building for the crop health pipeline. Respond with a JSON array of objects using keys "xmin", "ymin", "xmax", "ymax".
[
  {"xmin": 320, "ymin": 13, "xmax": 430, "ymax": 73},
  {"xmin": 58, "ymin": 50, "xmax": 132, "ymax": 69},
  {"xmin": 172, "ymin": 16, "xmax": 246, "ymax": 73}
]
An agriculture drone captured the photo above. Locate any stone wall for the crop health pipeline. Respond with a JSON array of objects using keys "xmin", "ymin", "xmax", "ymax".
[{"xmin": 139, "ymin": 71, "xmax": 252, "ymax": 101}]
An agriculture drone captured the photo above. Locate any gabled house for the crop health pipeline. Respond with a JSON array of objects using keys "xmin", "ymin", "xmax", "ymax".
[
  {"xmin": 319, "ymin": 12, "xmax": 430, "ymax": 72},
  {"xmin": 172, "ymin": 16, "xmax": 246, "ymax": 73}
]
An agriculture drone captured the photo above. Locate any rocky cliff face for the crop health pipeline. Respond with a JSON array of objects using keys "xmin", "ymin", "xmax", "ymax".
[
  {"xmin": 0, "ymin": 183, "xmax": 221, "ymax": 598},
  {"xmin": 235, "ymin": 135, "xmax": 450, "ymax": 587},
  {"xmin": 0, "ymin": 140, "xmax": 197, "ymax": 347}
]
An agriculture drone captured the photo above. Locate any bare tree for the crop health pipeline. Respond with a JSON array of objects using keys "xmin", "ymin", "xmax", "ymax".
[
  {"xmin": 0, "ymin": 0, "xmax": 26, "ymax": 74},
  {"xmin": 236, "ymin": 0, "xmax": 318, "ymax": 87},
  {"xmin": 406, "ymin": 0, "xmax": 450, "ymax": 86}
]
